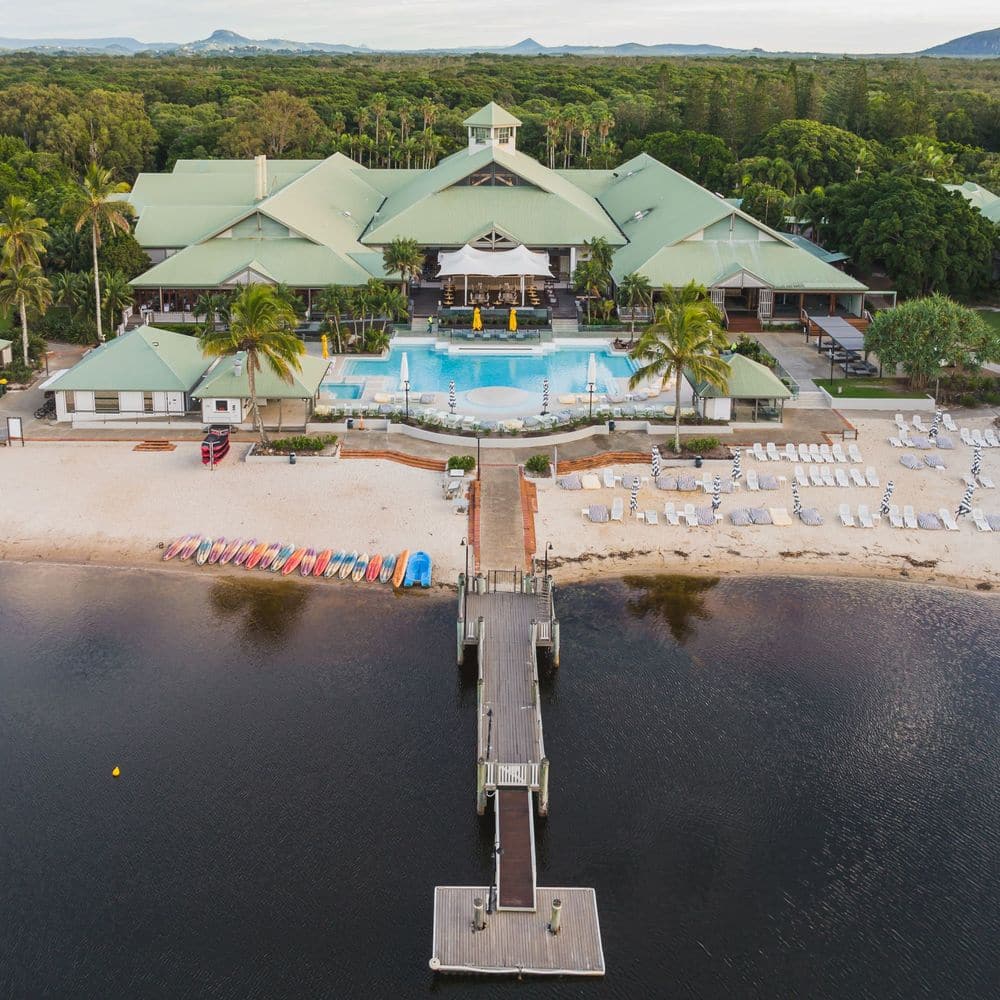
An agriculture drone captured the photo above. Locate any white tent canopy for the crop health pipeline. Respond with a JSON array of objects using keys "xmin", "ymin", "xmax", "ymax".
[{"xmin": 436, "ymin": 244, "xmax": 553, "ymax": 279}]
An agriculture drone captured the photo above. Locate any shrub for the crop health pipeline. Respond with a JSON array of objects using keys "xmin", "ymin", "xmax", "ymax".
[
  {"xmin": 447, "ymin": 454, "xmax": 476, "ymax": 472},
  {"xmin": 267, "ymin": 434, "xmax": 337, "ymax": 453},
  {"xmin": 682, "ymin": 436, "xmax": 721, "ymax": 453},
  {"xmin": 525, "ymin": 453, "xmax": 551, "ymax": 475}
]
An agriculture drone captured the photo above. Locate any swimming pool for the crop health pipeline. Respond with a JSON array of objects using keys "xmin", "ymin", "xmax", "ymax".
[
  {"xmin": 340, "ymin": 346, "xmax": 634, "ymax": 396},
  {"xmin": 320, "ymin": 382, "xmax": 363, "ymax": 400}
]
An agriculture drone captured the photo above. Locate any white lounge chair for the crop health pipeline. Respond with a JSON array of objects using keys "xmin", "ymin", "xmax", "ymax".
[
  {"xmin": 645, "ymin": 510, "xmax": 659, "ymax": 526},
  {"xmin": 979, "ymin": 474, "xmax": 996, "ymax": 489},
  {"xmin": 832, "ymin": 443, "xmax": 847, "ymax": 463},
  {"xmin": 848, "ymin": 443, "xmax": 863, "ymax": 463},
  {"xmin": 798, "ymin": 443, "xmax": 812, "ymax": 463},
  {"xmin": 960, "ymin": 427, "xmax": 973, "ymax": 446},
  {"xmin": 938, "ymin": 508, "xmax": 960, "ymax": 531},
  {"xmin": 808, "ymin": 466, "xmax": 824, "ymax": 487},
  {"xmin": 610, "ymin": 497, "xmax": 624, "ymax": 522},
  {"xmin": 849, "ymin": 468, "xmax": 866, "ymax": 488},
  {"xmin": 865, "ymin": 467, "xmax": 880, "ymax": 487},
  {"xmin": 783, "ymin": 443, "xmax": 797, "ymax": 462},
  {"xmin": 819, "ymin": 443, "xmax": 834, "ymax": 463},
  {"xmin": 888, "ymin": 437, "xmax": 903, "ymax": 448},
  {"xmin": 912, "ymin": 415, "xmax": 926, "ymax": 432},
  {"xmin": 682, "ymin": 503, "xmax": 699, "ymax": 527},
  {"xmin": 962, "ymin": 474, "xmax": 977, "ymax": 488},
  {"xmin": 794, "ymin": 465, "xmax": 808, "ymax": 487},
  {"xmin": 766, "ymin": 442, "xmax": 781, "ymax": 462},
  {"xmin": 770, "ymin": 507, "xmax": 792, "ymax": 526},
  {"xmin": 894, "ymin": 413, "xmax": 907, "ymax": 430},
  {"xmin": 746, "ymin": 469, "xmax": 759, "ymax": 492},
  {"xmin": 972, "ymin": 508, "xmax": 992, "ymax": 532},
  {"xmin": 835, "ymin": 468, "xmax": 850, "ymax": 488},
  {"xmin": 752, "ymin": 442, "xmax": 767, "ymax": 462},
  {"xmin": 821, "ymin": 467, "xmax": 836, "ymax": 487},
  {"xmin": 857, "ymin": 504, "xmax": 875, "ymax": 528},
  {"xmin": 839, "ymin": 503, "xmax": 855, "ymax": 527},
  {"xmin": 943, "ymin": 414, "xmax": 958, "ymax": 433},
  {"xmin": 971, "ymin": 429, "xmax": 986, "ymax": 446},
  {"xmin": 602, "ymin": 469, "xmax": 616, "ymax": 488},
  {"xmin": 809, "ymin": 443, "xmax": 823, "ymax": 463},
  {"xmin": 902, "ymin": 505, "xmax": 918, "ymax": 529},
  {"xmin": 663, "ymin": 502, "xmax": 680, "ymax": 526},
  {"xmin": 986, "ymin": 429, "xmax": 1000, "ymax": 448},
  {"xmin": 888, "ymin": 505, "xmax": 904, "ymax": 529}
]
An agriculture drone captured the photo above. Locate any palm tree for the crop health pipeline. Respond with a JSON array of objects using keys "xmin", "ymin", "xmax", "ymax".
[
  {"xmin": 101, "ymin": 269, "xmax": 134, "ymax": 334},
  {"xmin": 199, "ymin": 284, "xmax": 304, "ymax": 447},
  {"xmin": 573, "ymin": 258, "xmax": 606, "ymax": 325},
  {"xmin": 316, "ymin": 284, "xmax": 350, "ymax": 353},
  {"xmin": 0, "ymin": 262, "xmax": 52, "ymax": 367},
  {"xmin": 629, "ymin": 282, "xmax": 731, "ymax": 454},
  {"xmin": 382, "ymin": 237, "xmax": 424, "ymax": 299},
  {"xmin": 193, "ymin": 291, "xmax": 231, "ymax": 332},
  {"xmin": 0, "ymin": 195, "xmax": 50, "ymax": 366},
  {"xmin": 66, "ymin": 163, "xmax": 132, "ymax": 343},
  {"xmin": 50, "ymin": 271, "xmax": 79, "ymax": 312},
  {"xmin": 618, "ymin": 271, "xmax": 652, "ymax": 341}
]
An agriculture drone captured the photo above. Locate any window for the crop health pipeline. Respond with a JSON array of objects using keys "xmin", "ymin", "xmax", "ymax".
[
  {"xmin": 452, "ymin": 164, "xmax": 535, "ymax": 189},
  {"xmin": 471, "ymin": 127, "xmax": 491, "ymax": 144},
  {"xmin": 94, "ymin": 391, "xmax": 120, "ymax": 414},
  {"xmin": 495, "ymin": 127, "xmax": 513, "ymax": 143},
  {"xmin": 214, "ymin": 400, "xmax": 229, "ymax": 413},
  {"xmin": 65, "ymin": 393, "xmax": 75, "ymax": 414},
  {"xmin": 143, "ymin": 393, "xmax": 155, "ymax": 413}
]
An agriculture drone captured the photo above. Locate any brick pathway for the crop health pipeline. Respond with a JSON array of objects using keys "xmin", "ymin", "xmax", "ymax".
[{"xmin": 477, "ymin": 464, "xmax": 528, "ymax": 571}]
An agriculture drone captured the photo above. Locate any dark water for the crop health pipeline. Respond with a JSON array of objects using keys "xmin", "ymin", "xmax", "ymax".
[{"xmin": 1, "ymin": 563, "xmax": 998, "ymax": 1000}]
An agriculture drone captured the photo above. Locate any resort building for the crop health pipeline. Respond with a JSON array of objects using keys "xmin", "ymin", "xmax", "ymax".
[
  {"xmin": 125, "ymin": 103, "xmax": 872, "ymax": 334},
  {"xmin": 687, "ymin": 353, "xmax": 792, "ymax": 422},
  {"xmin": 945, "ymin": 181, "xmax": 1000, "ymax": 225},
  {"xmin": 0, "ymin": 337, "xmax": 13, "ymax": 367}
]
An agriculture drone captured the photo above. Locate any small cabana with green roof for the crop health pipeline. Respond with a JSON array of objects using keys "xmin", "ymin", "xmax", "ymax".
[
  {"xmin": 686, "ymin": 353, "xmax": 792, "ymax": 423},
  {"xmin": 192, "ymin": 351, "xmax": 331, "ymax": 429}
]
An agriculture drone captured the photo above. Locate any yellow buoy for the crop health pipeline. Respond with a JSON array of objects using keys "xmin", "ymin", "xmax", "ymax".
[{"xmin": 112, "ymin": 765, "xmax": 121, "ymax": 778}]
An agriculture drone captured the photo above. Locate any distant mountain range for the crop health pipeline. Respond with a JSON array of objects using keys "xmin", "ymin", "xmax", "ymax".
[{"xmin": 0, "ymin": 26, "xmax": 998, "ymax": 58}]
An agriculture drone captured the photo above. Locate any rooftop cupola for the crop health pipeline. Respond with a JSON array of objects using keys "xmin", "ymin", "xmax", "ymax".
[{"xmin": 463, "ymin": 102, "xmax": 522, "ymax": 154}]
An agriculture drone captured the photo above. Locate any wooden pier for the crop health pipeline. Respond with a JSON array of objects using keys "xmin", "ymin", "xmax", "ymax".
[{"xmin": 431, "ymin": 569, "xmax": 605, "ymax": 977}]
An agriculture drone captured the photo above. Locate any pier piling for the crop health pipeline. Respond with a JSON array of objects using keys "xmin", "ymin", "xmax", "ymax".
[{"xmin": 549, "ymin": 898, "xmax": 562, "ymax": 935}]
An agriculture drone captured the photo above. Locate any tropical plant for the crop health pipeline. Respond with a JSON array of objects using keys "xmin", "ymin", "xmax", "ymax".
[
  {"xmin": 194, "ymin": 290, "xmax": 232, "ymax": 332},
  {"xmin": 64, "ymin": 163, "xmax": 132, "ymax": 342},
  {"xmin": 199, "ymin": 284, "xmax": 304, "ymax": 446},
  {"xmin": 100, "ymin": 268, "xmax": 134, "ymax": 334},
  {"xmin": 629, "ymin": 282, "xmax": 730, "ymax": 453},
  {"xmin": 583, "ymin": 235, "xmax": 614, "ymax": 275},
  {"xmin": 617, "ymin": 271, "xmax": 652, "ymax": 340},
  {"xmin": 315, "ymin": 284, "xmax": 351, "ymax": 353},
  {"xmin": 573, "ymin": 258, "xmax": 607, "ymax": 324},
  {"xmin": 382, "ymin": 236, "xmax": 424, "ymax": 298},
  {"xmin": 50, "ymin": 270, "xmax": 78, "ymax": 311},
  {"xmin": 0, "ymin": 261, "xmax": 52, "ymax": 366}
]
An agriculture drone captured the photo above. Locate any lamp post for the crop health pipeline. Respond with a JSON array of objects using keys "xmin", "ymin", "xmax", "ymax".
[
  {"xmin": 476, "ymin": 434, "xmax": 481, "ymax": 481},
  {"xmin": 587, "ymin": 379, "xmax": 595, "ymax": 419},
  {"xmin": 403, "ymin": 378, "xmax": 410, "ymax": 421},
  {"xmin": 544, "ymin": 541, "xmax": 553, "ymax": 579},
  {"xmin": 460, "ymin": 537, "xmax": 469, "ymax": 620}
]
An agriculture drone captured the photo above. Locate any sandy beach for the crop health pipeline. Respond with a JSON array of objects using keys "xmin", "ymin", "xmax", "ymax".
[{"xmin": 2, "ymin": 413, "xmax": 999, "ymax": 592}]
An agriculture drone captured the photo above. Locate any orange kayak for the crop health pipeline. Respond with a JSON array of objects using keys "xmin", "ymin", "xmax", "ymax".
[
  {"xmin": 232, "ymin": 539, "xmax": 257, "ymax": 567},
  {"xmin": 244, "ymin": 541, "xmax": 268, "ymax": 570},
  {"xmin": 314, "ymin": 549, "xmax": 332, "ymax": 577},
  {"xmin": 392, "ymin": 550, "xmax": 409, "ymax": 588},
  {"xmin": 365, "ymin": 553, "xmax": 383, "ymax": 583},
  {"xmin": 282, "ymin": 547, "xmax": 307, "ymax": 576}
]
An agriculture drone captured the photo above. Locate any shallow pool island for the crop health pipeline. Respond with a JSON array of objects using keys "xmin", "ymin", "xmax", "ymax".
[{"xmin": 430, "ymin": 569, "xmax": 605, "ymax": 977}]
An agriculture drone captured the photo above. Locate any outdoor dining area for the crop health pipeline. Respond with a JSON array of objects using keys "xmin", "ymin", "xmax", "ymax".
[
  {"xmin": 436, "ymin": 244, "xmax": 557, "ymax": 309},
  {"xmin": 809, "ymin": 314, "xmax": 878, "ymax": 378}
]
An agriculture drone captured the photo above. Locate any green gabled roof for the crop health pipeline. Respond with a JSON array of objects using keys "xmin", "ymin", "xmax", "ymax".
[
  {"xmin": 361, "ymin": 144, "xmax": 623, "ymax": 246},
  {"xmin": 786, "ymin": 234, "xmax": 850, "ymax": 265},
  {"xmin": 627, "ymin": 239, "xmax": 867, "ymax": 291},
  {"xmin": 463, "ymin": 102, "xmax": 522, "ymax": 128},
  {"xmin": 687, "ymin": 353, "xmax": 792, "ymax": 399},
  {"xmin": 47, "ymin": 326, "xmax": 208, "ymax": 393},
  {"xmin": 131, "ymin": 238, "xmax": 372, "ymax": 288},
  {"xmin": 134, "ymin": 204, "xmax": 251, "ymax": 247},
  {"xmin": 944, "ymin": 180, "xmax": 1000, "ymax": 224},
  {"xmin": 193, "ymin": 352, "xmax": 330, "ymax": 400}
]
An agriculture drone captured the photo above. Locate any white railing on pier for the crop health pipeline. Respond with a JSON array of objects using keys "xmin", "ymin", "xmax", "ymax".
[{"xmin": 484, "ymin": 761, "xmax": 540, "ymax": 789}]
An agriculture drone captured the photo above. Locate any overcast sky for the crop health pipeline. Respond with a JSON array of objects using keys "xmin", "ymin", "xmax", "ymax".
[{"xmin": 5, "ymin": 1, "xmax": 997, "ymax": 53}]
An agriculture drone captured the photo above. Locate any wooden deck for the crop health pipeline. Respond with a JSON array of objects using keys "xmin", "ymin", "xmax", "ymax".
[
  {"xmin": 497, "ymin": 789, "xmax": 535, "ymax": 909},
  {"xmin": 431, "ymin": 887, "xmax": 605, "ymax": 976}
]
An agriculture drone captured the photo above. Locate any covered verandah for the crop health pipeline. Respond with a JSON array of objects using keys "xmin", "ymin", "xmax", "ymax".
[
  {"xmin": 808, "ymin": 315, "xmax": 878, "ymax": 379},
  {"xmin": 437, "ymin": 244, "xmax": 554, "ymax": 309}
]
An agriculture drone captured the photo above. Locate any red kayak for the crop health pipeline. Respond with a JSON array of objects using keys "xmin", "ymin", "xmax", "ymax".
[
  {"xmin": 282, "ymin": 547, "xmax": 307, "ymax": 576},
  {"xmin": 244, "ymin": 541, "xmax": 268, "ymax": 570},
  {"xmin": 365, "ymin": 553, "xmax": 383, "ymax": 583},
  {"xmin": 299, "ymin": 548, "xmax": 317, "ymax": 577},
  {"xmin": 313, "ymin": 549, "xmax": 333, "ymax": 577}
]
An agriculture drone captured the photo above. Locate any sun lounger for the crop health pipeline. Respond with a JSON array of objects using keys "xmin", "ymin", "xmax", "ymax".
[
  {"xmin": 655, "ymin": 475, "xmax": 678, "ymax": 491},
  {"xmin": 645, "ymin": 510, "xmax": 659, "ymax": 525},
  {"xmin": 979, "ymin": 474, "xmax": 996, "ymax": 489},
  {"xmin": 602, "ymin": 469, "xmax": 617, "ymax": 488},
  {"xmin": 766, "ymin": 442, "xmax": 781, "ymax": 462},
  {"xmin": 821, "ymin": 467, "xmax": 836, "ymax": 487},
  {"xmin": 960, "ymin": 427, "xmax": 973, "ymax": 446},
  {"xmin": 682, "ymin": 503, "xmax": 699, "ymax": 527},
  {"xmin": 857, "ymin": 504, "xmax": 875, "ymax": 528},
  {"xmin": 611, "ymin": 497, "xmax": 624, "ymax": 522},
  {"xmin": 809, "ymin": 443, "xmax": 822, "ymax": 463},
  {"xmin": 769, "ymin": 507, "xmax": 792, "ymax": 526},
  {"xmin": 839, "ymin": 503, "xmax": 855, "ymax": 527},
  {"xmin": 865, "ymin": 467, "xmax": 880, "ymax": 487},
  {"xmin": 759, "ymin": 474, "xmax": 779, "ymax": 490},
  {"xmin": 900, "ymin": 454, "xmax": 923, "ymax": 470},
  {"xmin": 917, "ymin": 512, "xmax": 942, "ymax": 530},
  {"xmin": 942, "ymin": 413, "xmax": 957, "ymax": 432},
  {"xmin": 799, "ymin": 507, "xmax": 823, "ymax": 526},
  {"xmin": 663, "ymin": 502, "xmax": 680, "ymax": 526},
  {"xmin": 794, "ymin": 465, "xmax": 808, "ymax": 487},
  {"xmin": 972, "ymin": 508, "xmax": 992, "ymax": 532},
  {"xmin": 808, "ymin": 466, "xmax": 823, "ymax": 487},
  {"xmin": 694, "ymin": 505, "xmax": 718, "ymax": 526},
  {"xmin": 848, "ymin": 443, "xmax": 863, "ymax": 464},
  {"xmin": 902, "ymin": 505, "xmax": 918, "ymax": 529},
  {"xmin": 677, "ymin": 475, "xmax": 698, "ymax": 492},
  {"xmin": 748, "ymin": 507, "xmax": 772, "ymax": 525},
  {"xmin": 894, "ymin": 413, "xmax": 906, "ymax": 430},
  {"xmin": 580, "ymin": 473, "xmax": 602, "ymax": 490},
  {"xmin": 835, "ymin": 468, "xmax": 850, "ymax": 488},
  {"xmin": 849, "ymin": 467, "xmax": 866, "ymax": 487},
  {"xmin": 819, "ymin": 443, "xmax": 834, "ymax": 463},
  {"xmin": 751, "ymin": 443, "xmax": 767, "ymax": 462},
  {"xmin": 888, "ymin": 504, "xmax": 904, "ymax": 529},
  {"xmin": 971, "ymin": 429, "xmax": 986, "ymax": 446},
  {"xmin": 935, "ymin": 435, "xmax": 954, "ymax": 449},
  {"xmin": 832, "ymin": 444, "xmax": 847, "ymax": 463},
  {"xmin": 558, "ymin": 474, "xmax": 583, "ymax": 490},
  {"xmin": 923, "ymin": 453, "xmax": 945, "ymax": 469},
  {"xmin": 912, "ymin": 415, "xmax": 926, "ymax": 432},
  {"xmin": 986, "ymin": 430, "xmax": 1000, "ymax": 448},
  {"xmin": 783, "ymin": 443, "xmax": 797, "ymax": 462},
  {"xmin": 910, "ymin": 435, "xmax": 932, "ymax": 450},
  {"xmin": 582, "ymin": 504, "xmax": 610, "ymax": 523},
  {"xmin": 888, "ymin": 437, "xmax": 903, "ymax": 448},
  {"xmin": 798, "ymin": 443, "xmax": 812, "ymax": 463},
  {"xmin": 746, "ymin": 469, "xmax": 759, "ymax": 492},
  {"xmin": 729, "ymin": 508, "xmax": 751, "ymax": 526}
]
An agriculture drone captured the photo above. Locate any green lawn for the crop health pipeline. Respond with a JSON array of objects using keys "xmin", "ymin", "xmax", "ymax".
[
  {"xmin": 815, "ymin": 378, "xmax": 929, "ymax": 399},
  {"xmin": 976, "ymin": 309, "xmax": 1000, "ymax": 334}
]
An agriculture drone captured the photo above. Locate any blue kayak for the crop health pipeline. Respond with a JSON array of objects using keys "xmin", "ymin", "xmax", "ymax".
[{"xmin": 403, "ymin": 551, "xmax": 432, "ymax": 588}]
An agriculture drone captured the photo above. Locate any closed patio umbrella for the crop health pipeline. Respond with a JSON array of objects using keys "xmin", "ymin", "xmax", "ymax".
[
  {"xmin": 929, "ymin": 409, "xmax": 941, "ymax": 440},
  {"xmin": 791, "ymin": 480, "xmax": 802, "ymax": 515},
  {"xmin": 731, "ymin": 448, "xmax": 742, "ymax": 483},
  {"xmin": 472, "ymin": 307, "xmax": 483, "ymax": 332},
  {"xmin": 399, "ymin": 351, "xmax": 409, "ymax": 388},
  {"xmin": 879, "ymin": 480, "xmax": 895, "ymax": 518},
  {"xmin": 651, "ymin": 446, "xmax": 661, "ymax": 480},
  {"xmin": 448, "ymin": 379, "xmax": 456, "ymax": 413},
  {"xmin": 971, "ymin": 445, "xmax": 982, "ymax": 480},
  {"xmin": 541, "ymin": 377, "xmax": 549, "ymax": 416},
  {"xmin": 711, "ymin": 474, "xmax": 722, "ymax": 512},
  {"xmin": 957, "ymin": 481, "xmax": 975, "ymax": 518},
  {"xmin": 509, "ymin": 308, "xmax": 517, "ymax": 333},
  {"xmin": 629, "ymin": 478, "xmax": 639, "ymax": 516},
  {"xmin": 321, "ymin": 334, "xmax": 329, "ymax": 360}
]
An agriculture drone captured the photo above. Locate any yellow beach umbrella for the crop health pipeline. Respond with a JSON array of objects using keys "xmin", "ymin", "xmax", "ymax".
[
  {"xmin": 472, "ymin": 306, "xmax": 483, "ymax": 332},
  {"xmin": 320, "ymin": 334, "xmax": 329, "ymax": 359},
  {"xmin": 509, "ymin": 308, "xmax": 517, "ymax": 333}
]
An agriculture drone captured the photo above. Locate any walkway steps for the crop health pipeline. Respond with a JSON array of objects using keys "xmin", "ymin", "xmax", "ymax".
[
  {"xmin": 339, "ymin": 448, "xmax": 446, "ymax": 472},
  {"xmin": 132, "ymin": 439, "xmax": 176, "ymax": 452}
]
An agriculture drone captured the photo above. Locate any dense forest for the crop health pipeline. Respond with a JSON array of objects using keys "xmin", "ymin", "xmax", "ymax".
[{"xmin": 0, "ymin": 52, "xmax": 998, "ymax": 374}]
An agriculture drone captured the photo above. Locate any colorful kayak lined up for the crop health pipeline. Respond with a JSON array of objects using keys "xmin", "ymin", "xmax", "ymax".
[{"xmin": 162, "ymin": 535, "xmax": 428, "ymax": 587}]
